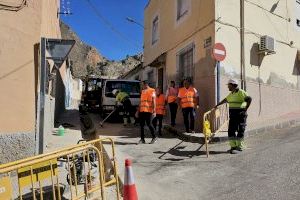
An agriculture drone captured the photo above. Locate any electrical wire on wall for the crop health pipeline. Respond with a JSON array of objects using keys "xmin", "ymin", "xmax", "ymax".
[
  {"xmin": 257, "ymin": 0, "xmax": 286, "ymax": 41},
  {"xmin": 0, "ymin": 0, "xmax": 27, "ymax": 11},
  {"xmin": 245, "ymin": 0, "xmax": 290, "ymax": 21},
  {"xmin": 215, "ymin": 18, "xmax": 293, "ymax": 48}
]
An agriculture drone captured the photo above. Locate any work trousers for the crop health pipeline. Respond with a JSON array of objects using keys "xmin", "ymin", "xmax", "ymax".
[
  {"xmin": 122, "ymin": 98, "xmax": 132, "ymax": 121},
  {"xmin": 152, "ymin": 114, "xmax": 163, "ymax": 135},
  {"xmin": 182, "ymin": 107, "xmax": 195, "ymax": 132},
  {"xmin": 168, "ymin": 102, "xmax": 178, "ymax": 126},
  {"xmin": 139, "ymin": 112, "xmax": 156, "ymax": 140},
  {"xmin": 228, "ymin": 109, "xmax": 248, "ymax": 140}
]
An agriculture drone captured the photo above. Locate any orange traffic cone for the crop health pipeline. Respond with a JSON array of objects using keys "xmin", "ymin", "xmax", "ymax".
[{"xmin": 123, "ymin": 159, "xmax": 138, "ymax": 200}]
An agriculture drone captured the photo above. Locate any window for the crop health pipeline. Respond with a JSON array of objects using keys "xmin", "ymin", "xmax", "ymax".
[
  {"xmin": 177, "ymin": 0, "xmax": 189, "ymax": 20},
  {"xmin": 152, "ymin": 16, "xmax": 159, "ymax": 45},
  {"xmin": 147, "ymin": 70, "xmax": 155, "ymax": 87},
  {"xmin": 105, "ymin": 81, "xmax": 140, "ymax": 98},
  {"xmin": 177, "ymin": 44, "xmax": 194, "ymax": 84},
  {"xmin": 296, "ymin": 0, "xmax": 300, "ymax": 28}
]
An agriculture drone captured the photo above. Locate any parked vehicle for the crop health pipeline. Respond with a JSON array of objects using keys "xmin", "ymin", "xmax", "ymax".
[
  {"xmin": 81, "ymin": 76, "xmax": 103, "ymax": 112},
  {"xmin": 101, "ymin": 79, "xmax": 140, "ymax": 116}
]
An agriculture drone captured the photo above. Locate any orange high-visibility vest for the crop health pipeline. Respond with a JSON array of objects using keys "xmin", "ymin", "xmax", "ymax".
[
  {"xmin": 178, "ymin": 87, "xmax": 196, "ymax": 108},
  {"xmin": 167, "ymin": 87, "xmax": 178, "ymax": 103},
  {"xmin": 156, "ymin": 94, "xmax": 166, "ymax": 115},
  {"xmin": 139, "ymin": 87, "xmax": 155, "ymax": 113}
]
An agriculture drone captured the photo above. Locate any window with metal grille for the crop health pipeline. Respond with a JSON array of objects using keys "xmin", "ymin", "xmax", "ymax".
[
  {"xmin": 177, "ymin": 45, "xmax": 194, "ymax": 85},
  {"xmin": 152, "ymin": 16, "xmax": 159, "ymax": 45}
]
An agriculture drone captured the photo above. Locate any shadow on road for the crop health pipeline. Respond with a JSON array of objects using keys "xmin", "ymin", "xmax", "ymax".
[{"xmin": 153, "ymin": 140, "xmax": 228, "ymax": 161}]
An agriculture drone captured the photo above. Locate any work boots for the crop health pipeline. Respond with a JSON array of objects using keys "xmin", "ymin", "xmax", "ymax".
[
  {"xmin": 123, "ymin": 117, "xmax": 128, "ymax": 126},
  {"xmin": 150, "ymin": 137, "xmax": 158, "ymax": 144},
  {"xmin": 236, "ymin": 139, "xmax": 245, "ymax": 151},
  {"xmin": 228, "ymin": 138, "xmax": 245, "ymax": 154}
]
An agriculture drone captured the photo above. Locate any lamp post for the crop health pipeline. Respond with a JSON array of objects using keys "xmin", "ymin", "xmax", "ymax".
[{"xmin": 126, "ymin": 17, "xmax": 145, "ymax": 29}]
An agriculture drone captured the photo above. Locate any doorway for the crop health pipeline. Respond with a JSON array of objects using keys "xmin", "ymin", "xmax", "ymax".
[{"xmin": 158, "ymin": 68, "xmax": 164, "ymax": 90}]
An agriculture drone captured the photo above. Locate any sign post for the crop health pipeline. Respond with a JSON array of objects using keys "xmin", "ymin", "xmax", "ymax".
[
  {"xmin": 37, "ymin": 38, "xmax": 75, "ymax": 154},
  {"xmin": 212, "ymin": 43, "xmax": 226, "ymax": 104}
]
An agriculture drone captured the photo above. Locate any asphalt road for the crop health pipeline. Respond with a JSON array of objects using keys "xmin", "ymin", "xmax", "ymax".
[{"xmin": 94, "ymin": 115, "xmax": 300, "ymax": 200}]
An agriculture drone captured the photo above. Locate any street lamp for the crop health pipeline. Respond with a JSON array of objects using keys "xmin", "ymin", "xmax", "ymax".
[{"xmin": 126, "ymin": 17, "xmax": 145, "ymax": 29}]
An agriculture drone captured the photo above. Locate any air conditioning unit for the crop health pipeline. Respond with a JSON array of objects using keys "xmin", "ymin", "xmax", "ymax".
[{"xmin": 259, "ymin": 35, "xmax": 276, "ymax": 53}]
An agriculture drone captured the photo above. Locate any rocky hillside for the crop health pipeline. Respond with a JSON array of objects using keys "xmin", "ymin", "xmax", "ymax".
[{"xmin": 60, "ymin": 21, "xmax": 142, "ymax": 79}]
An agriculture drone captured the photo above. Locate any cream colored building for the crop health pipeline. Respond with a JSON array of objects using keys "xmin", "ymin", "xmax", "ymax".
[
  {"xmin": 0, "ymin": 0, "xmax": 74, "ymax": 163},
  {"xmin": 144, "ymin": 0, "xmax": 300, "ymax": 130}
]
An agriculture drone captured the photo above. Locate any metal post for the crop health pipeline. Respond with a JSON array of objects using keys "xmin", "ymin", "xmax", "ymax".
[
  {"xmin": 240, "ymin": 0, "xmax": 246, "ymax": 90},
  {"xmin": 216, "ymin": 61, "xmax": 221, "ymax": 103},
  {"xmin": 37, "ymin": 38, "xmax": 47, "ymax": 154}
]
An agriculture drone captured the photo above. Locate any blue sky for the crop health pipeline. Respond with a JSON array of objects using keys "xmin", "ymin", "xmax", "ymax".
[{"xmin": 61, "ymin": 0, "xmax": 148, "ymax": 61}]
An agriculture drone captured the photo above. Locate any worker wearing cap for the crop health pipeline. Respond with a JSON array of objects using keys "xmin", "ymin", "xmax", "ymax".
[
  {"xmin": 138, "ymin": 80, "xmax": 157, "ymax": 144},
  {"xmin": 177, "ymin": 78, "xmax": 200, "ymax": 133},
  {"xmin": 112, "ymin": 89, "xmax": 134, "ymax": 126},
  {"xmin": 215, "ymin": 79, "xmax": 252, "ymax": 154},
  {"xmin": 152, "ymin": 87, "xmax": 166, "ymax": 136}
]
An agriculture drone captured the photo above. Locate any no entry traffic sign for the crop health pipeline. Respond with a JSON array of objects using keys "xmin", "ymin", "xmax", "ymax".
[{"xmin": 212, "ymin": 43, "xmax": 226, "ymax": 61}]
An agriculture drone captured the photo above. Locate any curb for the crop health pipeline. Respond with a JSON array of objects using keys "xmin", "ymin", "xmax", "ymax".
[
  {"xmin": 163, "ymin": 118, "xmax": 300, "ymax": 144},
  {"xmin": 244, "ymin": 119, "xmax": 300, "ymax": 138}
]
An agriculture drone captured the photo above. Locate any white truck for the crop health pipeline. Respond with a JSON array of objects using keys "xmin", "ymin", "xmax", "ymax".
[{"xmin": 100, "ymin": 79, "xmax": 140, "ymax": 116}]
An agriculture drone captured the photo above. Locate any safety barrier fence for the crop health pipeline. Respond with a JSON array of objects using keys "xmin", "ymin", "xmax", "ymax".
[
  {"xmin": 203, "ymin": 103, "xmax": 229, "ymax": 157},
  {"xmin": 0, "ymin": 138, "xmax": 120, "ymax": 200}
]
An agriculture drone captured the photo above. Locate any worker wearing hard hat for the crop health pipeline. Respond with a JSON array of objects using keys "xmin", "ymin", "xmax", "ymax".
[
  {"xmin": 215, "ymin": 79, "xmax": 252, "ymax": 154},
  {"xmin": 112, "ymin": 89, "xmax": 134, "ymax": 126}
]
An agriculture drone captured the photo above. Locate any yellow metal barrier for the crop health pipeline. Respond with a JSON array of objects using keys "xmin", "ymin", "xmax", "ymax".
[
  {"xmin": 0, "ymin": 138, "xmax": 120, "ymax": 200},
  {"xmin": 203, "ymin": 103, "xmax": 229, "ymax": 157}
]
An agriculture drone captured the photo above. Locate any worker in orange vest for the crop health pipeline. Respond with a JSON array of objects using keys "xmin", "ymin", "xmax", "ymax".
[
  {"xmin": 138, "ymin": 80, "xmax": 157, "ymax": 144},
  {"xmin": 177, "ymin": 78, "xmax": 199, "ymax": 133},
  {"xmin": 165, "ymin": 81, "xmax": 178, "ymax": 127},
  {"xmin": 152, "ymin": 87, "xmax": 166, "ymax": 136}
]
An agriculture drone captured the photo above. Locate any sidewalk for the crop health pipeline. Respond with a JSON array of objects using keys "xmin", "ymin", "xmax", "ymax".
[
  {"xmin": 163, "ymin": 110, "xmax": 300, "ymax": 143},
  {"xmin": 45, "ymin": 110, "xmax": 120, "ymax": 199}
]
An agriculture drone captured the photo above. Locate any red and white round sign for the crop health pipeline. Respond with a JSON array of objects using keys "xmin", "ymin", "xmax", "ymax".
[{"xmin": 212, "ymin": 43, "xmax": 226, "ymax": 61}]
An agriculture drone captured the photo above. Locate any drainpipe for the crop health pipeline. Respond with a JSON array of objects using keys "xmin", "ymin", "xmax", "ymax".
[{"xmin": 240, "ymin": 0, "xmax": 246, "ymax": 90}]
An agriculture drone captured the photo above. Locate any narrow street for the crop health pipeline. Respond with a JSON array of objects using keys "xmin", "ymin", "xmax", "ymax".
[{"xmin": 93, "ymin": 114, "xmax": 300, "ymax": 200}]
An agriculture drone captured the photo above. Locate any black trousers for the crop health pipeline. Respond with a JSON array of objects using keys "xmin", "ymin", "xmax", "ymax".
[
  {"xmin": 228, "ymin": 109, "xmax": 248, "ymax": 139},
  {"xmin": 122, "ymin": 98, "xmax": 135, "ymax": 123},
  {"xmin": 139, "ymin": 112, "xmax": 155, "ymax": 140},
  {"xmin": 152, "ymin": 114, "xmax": 163, "ymax": 135},
  {"xmin": 182, "ymin": 107, "xmax": 195, "ymax": 132},
  {"xmin": 168, "ymin": 102, "xmax": 178, "ymax": 126}
]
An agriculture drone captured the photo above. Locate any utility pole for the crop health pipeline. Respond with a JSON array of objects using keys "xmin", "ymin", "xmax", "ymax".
[{"xmin": 240, "ymin": 0, "xmax": 246, "ymax": 90}]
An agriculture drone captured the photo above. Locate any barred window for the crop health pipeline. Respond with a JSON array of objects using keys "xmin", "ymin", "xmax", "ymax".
[{"xmin": 177, "ymin": 44, "xmax": 194, "ymax": 85}]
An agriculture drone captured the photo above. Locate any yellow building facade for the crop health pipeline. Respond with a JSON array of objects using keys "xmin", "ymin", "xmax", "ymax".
[
  {"xmin": 144, "ymin": 0, "xmax": 300, "ymax": 129},
  {"xmin": 0, "ymin": 0, "xmax": 66, "ymax": 163}
]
